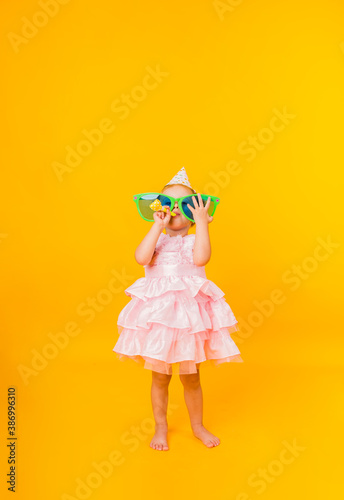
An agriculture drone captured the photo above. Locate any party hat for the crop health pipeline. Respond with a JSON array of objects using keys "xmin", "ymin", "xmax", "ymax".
[{"xmin": 164, "ymin": 166, "xmax": 196, "ymax": 192}]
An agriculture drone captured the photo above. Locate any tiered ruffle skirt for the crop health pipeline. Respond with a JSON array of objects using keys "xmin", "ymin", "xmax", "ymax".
[{"xmin": 113, "ymin": 272, "xmax": 243, "ymax": 375}]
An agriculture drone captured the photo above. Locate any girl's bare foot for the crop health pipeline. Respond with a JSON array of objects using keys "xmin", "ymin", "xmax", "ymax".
[
  {"xmin": 192, "ymin": 424, "xmax": 221, "ymax": 448},
  {"xmin": 150, "ymin": 424, "xmax": 169, "ymax": 451}
]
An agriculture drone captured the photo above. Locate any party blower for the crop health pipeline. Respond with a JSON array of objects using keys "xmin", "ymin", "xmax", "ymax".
[{"xmin": 149, "ymin": 199, "xmax": 177, "ymax": 216}]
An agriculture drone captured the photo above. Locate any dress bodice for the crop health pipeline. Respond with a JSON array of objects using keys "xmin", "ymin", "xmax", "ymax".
[
  {"xmin": 143, "ymin": 232, "xmax": 207, "ymax": 278},
  {"xmin": 148, "ymin": 232, "xmax": 196, "ymax": 266}
]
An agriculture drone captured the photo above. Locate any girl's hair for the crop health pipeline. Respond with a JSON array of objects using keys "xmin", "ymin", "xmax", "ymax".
[{"xmin": 161, "ymin": 184, "xmax": 196, "ymax": 227}]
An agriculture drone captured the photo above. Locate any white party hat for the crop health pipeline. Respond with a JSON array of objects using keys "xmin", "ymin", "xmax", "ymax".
[{"xmin": 164, "ymin": 166, "xmax": 196, "ymax": 192}]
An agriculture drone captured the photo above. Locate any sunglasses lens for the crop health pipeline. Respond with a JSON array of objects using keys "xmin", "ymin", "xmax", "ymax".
[
  {"xmin": 137, "ymin": 194, "xmax": 172, "ymax": 220},
  {"xmin": 204, "ymin": 196, "xmax": 215, "ymax": 216},
  {"xmin": 181, "ymin": 195, "xmax": 215, "ymax": 221},
  {"xmin": 137, "ymin": 194, "xmax": 159, "ymax": 220},
  {"xmin": 181, "ymin": 197, "xmax": 195, "ymax": 220},
  {"xmin": 157, "ymin": 195, "xmax": 172, "ymax": 208}
]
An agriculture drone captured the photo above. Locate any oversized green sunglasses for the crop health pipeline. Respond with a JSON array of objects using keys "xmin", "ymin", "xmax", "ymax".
[{"xmin": 133, "ymin": 192, "xmax": 220, "ymax": 223}]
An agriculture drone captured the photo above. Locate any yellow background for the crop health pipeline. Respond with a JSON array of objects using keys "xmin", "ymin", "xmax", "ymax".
[{"xmin": 1, "ymin": 0, "xmax": 343, "ymax": 498}]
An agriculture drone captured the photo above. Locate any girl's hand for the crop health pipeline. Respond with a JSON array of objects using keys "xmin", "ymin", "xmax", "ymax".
[
  {"xmin": 187, "ymin": 194, "xmax": 213, "ymax": 224},
  {"xmin": 153, "ymin": 205, "xmax": 172, "ymax": 228}
]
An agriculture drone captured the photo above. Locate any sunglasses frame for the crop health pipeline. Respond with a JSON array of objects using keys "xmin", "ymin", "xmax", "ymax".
[{"xmin": 133, "ymin": 192, "xmax": 221, "ymax": 223}]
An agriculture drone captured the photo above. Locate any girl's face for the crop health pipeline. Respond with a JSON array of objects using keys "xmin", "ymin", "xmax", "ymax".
[{"xmin": 162, "ymin": 185, "xmax": 193, "ymax": 230}]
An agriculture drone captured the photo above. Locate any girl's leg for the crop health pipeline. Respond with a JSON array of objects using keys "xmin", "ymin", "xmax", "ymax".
[
  {"xmin": 150, "ymin": 370, "xmax": 172, "ymax": 451},
  {"xmin": 179, "ymin": 363, "xmax": 220, "ymax": 448}
]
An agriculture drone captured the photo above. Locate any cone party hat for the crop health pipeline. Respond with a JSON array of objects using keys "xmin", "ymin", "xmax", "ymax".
[{"xmin": 164, "ymin": 166, "xmax": 196, "ymax": 192}]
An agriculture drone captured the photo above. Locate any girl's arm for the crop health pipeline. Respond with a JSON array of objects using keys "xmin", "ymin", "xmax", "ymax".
[
  {"xmin": 134, "ymin": 206, "xmax": 172, "ymax": 266},
  {"xmin": 193, "ymin": 220, "xmax": 211, "ymax": 266},
  {"xmin": 187, "ymin": 194, "xmax": 213, "ymax": 266}
]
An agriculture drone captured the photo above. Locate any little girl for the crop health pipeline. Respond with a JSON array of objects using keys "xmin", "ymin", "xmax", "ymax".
[{"xmin": 113, "ymin": 167, "xmax": 243, "ymax": 451}]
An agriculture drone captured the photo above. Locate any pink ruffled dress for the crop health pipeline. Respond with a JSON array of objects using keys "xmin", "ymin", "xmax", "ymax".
[{"xmin": 113, "ymin": 232, "xmax": 243, "ymax": 375}]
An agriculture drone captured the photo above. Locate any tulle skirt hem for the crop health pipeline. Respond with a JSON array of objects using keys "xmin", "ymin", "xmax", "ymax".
[
  {"xmin": 112, "ymin": 350, "xmax": 244, "ymax": 375},
  {"xmin": 113, "ymin": 322, "xmax": 243, "ymax": 375}
]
